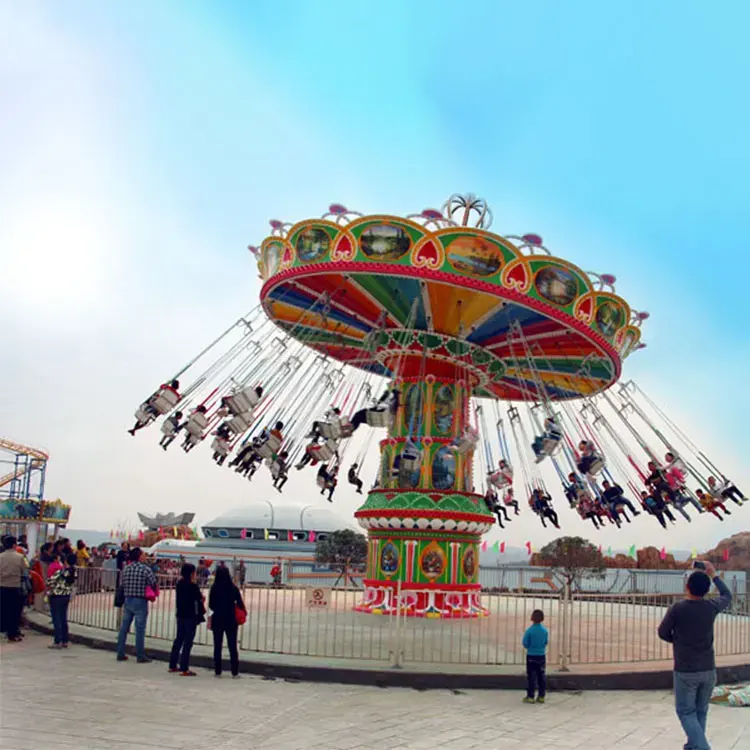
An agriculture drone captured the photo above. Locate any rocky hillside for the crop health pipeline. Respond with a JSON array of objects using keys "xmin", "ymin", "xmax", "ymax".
[{"xmin": 532, "ymin": 533, "xmax": 750, "ymax": 570}]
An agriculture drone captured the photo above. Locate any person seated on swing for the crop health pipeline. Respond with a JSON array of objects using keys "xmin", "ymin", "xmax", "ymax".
[
  {"xmin": 181, "ymin": 405, "xmax": 208, "ymax": 453},
  {"xmin": 347, "ymin": 463, "xmax": 364, "ymax": 494},
  {"xmin": 218, "ymin": 385, "xmax": 264, "ymax": 417},
  {"xmin": 349, "ymin": 388, "xmax": 399, "ymax": 432},
  {"xmin": 485, "ymin": 488, "xmax": 509, "ymax": 527},
  {"xmin": 450, "ymin": 426, "xmax": 479, "ymax": 454},
  {"xmin": 229, "ymin": 441, "xmax": 255, "ymax": 470},
  {"xmin": 664, "ymin": 452, "xmax": 703, "ymax": 513},
  {"xmin": 564, "ymin": 472, "xmax": 588, "ymax": 508},
  {"xmin": 576, "ymin": 440, "xmax": 603, "ymax": 476},
  {"xmin": 501, "ymin": 486, "xmax": 520, "ymax": 515},
  {"xmin": 159, "ymin": 411, "xmax": 185, "ymax": 450},
  {"xmin": 639, "ymin": 489, "xmax": 676, "ymax": 530},
  {"xmin": 695, "ymin": 488, "xmax": 732, "ymax": 520},
  {"xmin": 531, "ymin": 416, "xmax": 562, "ymax": 460},
  {"xmin": 529, "ymin": 489, "xmax": 560, "ymax": 529},
  {"xmin": 271, "ymin": 451, "xmax": 290, "ymax": 492},
  {"xmin": 601, "ymin": 479, "xmax": 640, "ymax": 521},
  {"xmin": 577, "ymin": 493, "xmax": 603, "ymax": 529},
  {"xmin": 645, "ymin": 460, "xmax": 678, "ymax": 503},
  {"xmin": 295, "ymin": 434, "xmax": 326, "ymax": 470},
  {"xmin": 254, "ymin": 421, "xmax": 284, "ymax": 450},
  {"xmin": 317, "ymin": 464, "xmax": 338, "ymax": 502},
  {"xmin": 488, "ymin": 459, "xmax": 514, "ymax": 490},
  {"xmin": 211, "ymin": 423, "xmax": 232, "ymax": 466},
  {"xmin": 128, "ymin": 380, "xmax": 181, "ymax": 435},
  {"xmin": 707, "ymin": 475, "xmax": 746, "ymax": 507}
]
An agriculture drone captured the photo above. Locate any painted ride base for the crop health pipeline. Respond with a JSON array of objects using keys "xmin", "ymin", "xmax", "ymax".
[{"xmin": 355, "ymin": 581, "xmax": 488, "ymax": 618}]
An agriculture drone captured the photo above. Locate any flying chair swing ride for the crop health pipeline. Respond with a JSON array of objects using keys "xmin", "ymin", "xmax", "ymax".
[{"xmin": 128, "ymin": 194, "xmax": 745, "ymax": 617}]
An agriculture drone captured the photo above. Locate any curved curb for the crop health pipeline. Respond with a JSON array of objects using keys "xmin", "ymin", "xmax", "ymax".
[{"xmin": 26, "ymin": 617, "xmax": 750, "ymax": 691}]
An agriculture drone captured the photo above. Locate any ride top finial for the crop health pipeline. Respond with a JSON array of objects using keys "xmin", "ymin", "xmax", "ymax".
[
  {"xmin": 269, "ymin": 219, "xmax": 292, "ymax": 238},
  {"xmin": 322, "ymin": 203, "xmax": 363, "ymax": 225},
  {"xmin": 406, "ymin": 207, "xmax": 457, "ymax": 229},
  {"xmin": 247, "ymin": 245, "xmax": 260, "ymax": 258},
  {"xmin": 442, "ymin": 193, "xmax": 494, "ymax": 229},
  {"xmin": 587, "ymin": 272, "xmax": 617, "ymax": 292},
  {"xmin": 631, "ymin": 310, "xmax": 650, "ymax": 327}
]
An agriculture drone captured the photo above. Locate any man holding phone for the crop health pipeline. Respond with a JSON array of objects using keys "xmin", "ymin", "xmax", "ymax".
[{"xmin": 658, "ymin": 561, "xmax": 732, "ymax": 750}]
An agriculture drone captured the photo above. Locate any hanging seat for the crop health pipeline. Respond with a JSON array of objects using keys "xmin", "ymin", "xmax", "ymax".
[
  {"xmin": 226, "ymin": 412, "xmax": 255, "ymax": 435},
  {"xmin": 225, "ymin": 386, "xmax": 261, "ymax": 416},
  {"xmin": 160, "ymin": 419, "xmax": 179, "ymax": 437},
  {"xmin": 586, "ymin": 455, "xmax": 606, "ymax": 475},
  {"xmin": 185, "ymin": 412, "xmax": 208, "ymax": 437},
  {"xmin": 452, "ymin": 428, "xmax": 479, "ymax": 456},
  {"xmin": 311, "ymin": 439, "xmax": 338, "ymax": 462},
  {"xmin": 366, "ymin": 408, "xmax": 390, "ymax": 428},
  {"xmin": 211, "ymin": 437, "xmax": 231, "ymax": 457},
  {"xmin": 152, "ymin": 386, "xmax": 180, "ymax": 415},
  {"xmin": 535, "ymin": 436, "xmax": 562, "ymax": 462},
  {"xmin": 488, "ymin": 468, "xmax": 513, "ymax": 489},
  {"xmin": 400, "ymin": 446, "xmax": 422, "ymax": 473},
  {"xmin": 255, "ymin": 433, "xmax": 282, "ymax": 460}
]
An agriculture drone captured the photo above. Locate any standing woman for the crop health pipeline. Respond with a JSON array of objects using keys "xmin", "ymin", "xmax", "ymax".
[
  {"xmin": 47, "ymin": 553, "xmax": 77, "ymax": 649},
  {"xmin": 169, "ymin": 563, "xmax": 205, "ymax": 676},
  {"xmin": 208, "ymin": 566, "xmax": 246, "ymax": 678}
]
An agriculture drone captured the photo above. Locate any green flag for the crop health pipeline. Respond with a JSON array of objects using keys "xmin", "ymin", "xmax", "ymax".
[
  {"xmin": 492, "ymin": 540, "xmax": 500, "ymax": 552},
  {"xmin": 607, "ymin": 546, "xmax": 612, "ymax": 557},
  {"xmin": 628, "ymin": 544, "xmax": 636, "ymax": 558}
]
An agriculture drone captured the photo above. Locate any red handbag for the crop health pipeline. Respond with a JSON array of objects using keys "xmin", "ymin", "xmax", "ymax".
[{"xmin": 234, "ymin": 604, "xmax": 247, "ymax": 625}]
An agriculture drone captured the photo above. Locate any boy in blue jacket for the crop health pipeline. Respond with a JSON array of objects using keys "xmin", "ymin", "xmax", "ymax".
[{"xmin": 522, "ymin": 609, "xmax": 549, "ymax": 703}]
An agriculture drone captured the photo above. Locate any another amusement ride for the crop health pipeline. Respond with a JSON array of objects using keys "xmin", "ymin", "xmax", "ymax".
[
  {"xmin": 127, "ymin": 194, "xmax": 745, "ymax": 617},
  {"xmin": 0, "ymin": 439, "xmax": 71, "ymax": 551}
]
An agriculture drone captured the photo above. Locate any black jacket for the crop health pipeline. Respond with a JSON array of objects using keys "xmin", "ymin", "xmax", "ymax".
[
  {"xmin": 175, "ymin": 579, "xmax": 205, "ymax": 621},
  {"xmin": 208, "ymin": 583, "xmax": 245, "ymax": 628}
]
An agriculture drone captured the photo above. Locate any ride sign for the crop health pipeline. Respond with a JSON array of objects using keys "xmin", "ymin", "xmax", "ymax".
[{"xmin": 305, "ymin": 587, "xmax": 330, "ymax": 609}]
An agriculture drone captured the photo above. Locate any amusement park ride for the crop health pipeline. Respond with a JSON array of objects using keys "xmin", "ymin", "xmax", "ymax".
[
  {"xmin": 129, "ymin": 194, "xmax": 745, "ymax": 618},
  {"xmin": 0, "ymin": 439, "xmax": 71, "ymax": 551}
]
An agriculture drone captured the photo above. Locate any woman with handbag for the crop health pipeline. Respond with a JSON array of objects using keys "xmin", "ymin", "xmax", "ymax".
[
  {"xmin": 208, "ymin": 565, "xmax": 246, "ymax": 678},
  {"xmin": 169, "ymin": 563, "xmax": 205, "ymax": 676},
  {"xmin": 47, "ymin": 553, "xmax": 77, "ymax": 648}
]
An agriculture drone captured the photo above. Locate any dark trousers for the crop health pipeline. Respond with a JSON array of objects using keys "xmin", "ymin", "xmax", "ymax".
[
  {"xmin": 212, "ymin": 620, "xmax": 239, "ymax": 676},
  {"xmin": 0, "ymin": 587, "xmax": 22, "ymax": 638},
  {"xmin": 722, "ymin": 486, "xmax": 744, "ymax": 505},
  {"xmin": 170, "ymin": 617, "xmax": 197, "ymax": 672},
  {"xmin": 49, "ymin": 595, "xmax": 71, "ymax": 644},
  {"xmin": 526, "ymin": 655, "xmax": 547, "ymax": 698}
]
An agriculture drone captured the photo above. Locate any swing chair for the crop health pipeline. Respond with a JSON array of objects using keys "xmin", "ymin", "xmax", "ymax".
[
  {"xmin": 223, "ymin": 385, "xmax": 262, "ymax": 416},
  {"xmin": 452, "ymin": 426, "xmax": 479, "ymax": 455},
  {"xmin": 255, "ymin": 431, "xmax": 282, "ymax": 460}
]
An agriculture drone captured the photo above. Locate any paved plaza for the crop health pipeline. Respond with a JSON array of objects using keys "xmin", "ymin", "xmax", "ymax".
[{"xmin": 1, "ymin": 632, "xmax": 748, "ymax": 750}]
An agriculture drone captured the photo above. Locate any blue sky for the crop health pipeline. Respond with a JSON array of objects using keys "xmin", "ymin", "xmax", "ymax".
[{"xmin": 1, "ymin": 1, "xmax": 747, "ymax": 549}]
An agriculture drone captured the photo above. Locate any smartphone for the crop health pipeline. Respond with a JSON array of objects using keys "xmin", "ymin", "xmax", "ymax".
[{"xmin": 692, "ymin": 561, "xmax": 706, "ymax": 570}]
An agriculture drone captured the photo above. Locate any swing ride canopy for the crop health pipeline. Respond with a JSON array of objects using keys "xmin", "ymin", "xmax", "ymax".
[{"xmin": 255, "ymin": 196, "xmax": 646, "ymax": 401}]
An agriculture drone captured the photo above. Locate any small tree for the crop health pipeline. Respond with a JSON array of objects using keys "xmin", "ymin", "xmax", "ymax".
[
  {"xmin": 539, "ymin": 536, "xmax": 605, "ymax": 592},
  {"xmin": 315, "ymin": 529, "xmax": 367, "ymax": 572}
]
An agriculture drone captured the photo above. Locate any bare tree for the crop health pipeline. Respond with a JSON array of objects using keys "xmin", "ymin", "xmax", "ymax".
[{"xmin": 539, "ymin": 536, "xmax": 605, "ymax": 592}]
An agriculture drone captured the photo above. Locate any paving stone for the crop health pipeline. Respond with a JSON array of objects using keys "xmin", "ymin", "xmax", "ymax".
[{"xmin": 1, "ymin": 633, "xmax": 748, "ymax": 750}]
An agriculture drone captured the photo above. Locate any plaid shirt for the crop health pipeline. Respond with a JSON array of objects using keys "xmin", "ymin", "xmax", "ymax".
[{"xmin": 120, "ymin": 561, "xmax": 157, "ymax": 599}]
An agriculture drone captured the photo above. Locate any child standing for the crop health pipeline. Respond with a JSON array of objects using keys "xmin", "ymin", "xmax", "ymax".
[{"xmin": 522, "ymin": 609, "xmax": 548, "ymax": 704}]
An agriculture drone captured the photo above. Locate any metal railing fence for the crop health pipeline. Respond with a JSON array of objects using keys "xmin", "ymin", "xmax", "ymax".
[{"xmin": 66, "ymin": 567, "xmax": 750, "ymax": 669}]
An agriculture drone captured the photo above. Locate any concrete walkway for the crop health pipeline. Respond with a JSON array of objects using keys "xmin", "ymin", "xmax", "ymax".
[{"xmin": 2, "ymin": 632, "xmax": 749, "ymax": 750}]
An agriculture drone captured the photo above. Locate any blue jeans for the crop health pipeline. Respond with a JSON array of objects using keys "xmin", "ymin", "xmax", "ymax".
[
  {"xmin": 49, "ymin": 595, "xmax": 70, "ymax": 644},
  {"xmin": 117, "ymin": 597, "xmax": 148, "ymax": 659},
  {"xmin": 674, "ymin": 669, "xmax": 716, "ymax": 750}
]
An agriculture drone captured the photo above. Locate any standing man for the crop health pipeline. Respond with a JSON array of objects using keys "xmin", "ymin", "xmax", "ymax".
[
  {"xmin": 657, "ymin": 561, "xmax": 732, "ymax": 750},
  {"xmin": 0, "ymin": 536, "xmax": 27, "ymax": 642},
  {"xmin": 116, "ymin": 547, "xmax": 158, "ymax": 663}
]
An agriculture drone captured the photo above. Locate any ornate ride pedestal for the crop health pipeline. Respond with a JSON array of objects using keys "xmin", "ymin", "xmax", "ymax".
[{"xmin": 354, "ymin": 365, "xmax": 495, "ymax": 618}]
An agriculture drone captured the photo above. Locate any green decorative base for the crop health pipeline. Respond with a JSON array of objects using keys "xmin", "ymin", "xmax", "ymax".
[{"xmin": 354, "ymin": 489, "xmax": 494, "ymax": 617}]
